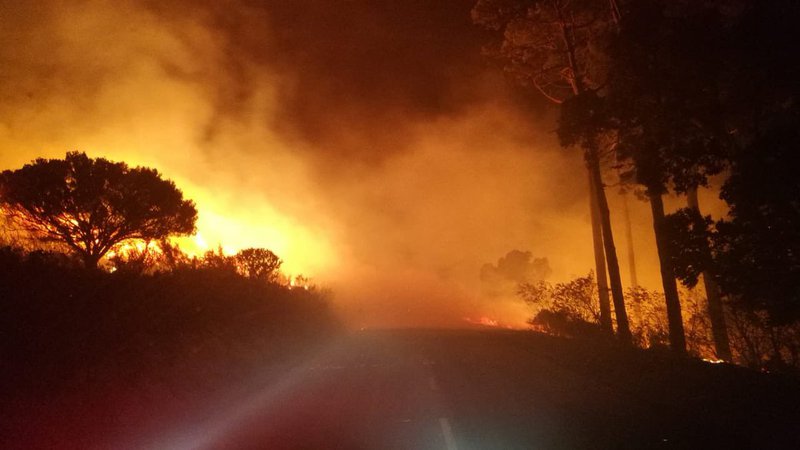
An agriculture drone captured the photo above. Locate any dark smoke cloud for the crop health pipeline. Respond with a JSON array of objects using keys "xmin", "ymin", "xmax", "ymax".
[{"xmin": 141, "ymin": 0, "xmax": 544, "ymax": 161}]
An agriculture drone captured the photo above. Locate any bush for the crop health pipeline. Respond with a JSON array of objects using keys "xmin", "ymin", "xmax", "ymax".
[
  {"xmin": 0, "ymin": 246, "xmax": 341, "ymax": 398},
  {"xmin": 529, "ymin": 309, "xmax": 605, "ymax": 339}
]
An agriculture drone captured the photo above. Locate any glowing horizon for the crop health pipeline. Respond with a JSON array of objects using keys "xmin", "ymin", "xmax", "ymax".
[{"xmin": 0, "ymin": 0, "xmax": 712, "ymax": 329}]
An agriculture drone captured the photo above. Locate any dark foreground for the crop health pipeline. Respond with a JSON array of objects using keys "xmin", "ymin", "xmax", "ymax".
[{"xmin": 6, "ymin": 329, "xmax": 800, "ymax": 449}]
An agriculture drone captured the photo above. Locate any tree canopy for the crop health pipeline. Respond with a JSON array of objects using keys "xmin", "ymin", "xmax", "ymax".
[
  {"xmin": 473, "ymin": 0, "xmax": 633, "ymax": 344},
  {"xmin": 713, "ymin": 112, "xmax": 800, "ymax": 323},
  {"xmin": 472, "ymin": 0, "xmax": 615, "ymax": 102},
  {"xmin": 0, "ymin": 152, "xmax": 197, "ymax": 268},
  {"xmin": 235, "ymin": 247, "xmax": 283, "ymax": 282},
  {"xmin": 603, "ymin": 1, "xmax": 729, "ymax": 196}
]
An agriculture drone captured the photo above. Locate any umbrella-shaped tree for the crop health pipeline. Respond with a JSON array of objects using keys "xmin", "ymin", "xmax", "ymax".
[{"xmin": 0, "ymin": 152, "xmax": 197, "ymax": 268}]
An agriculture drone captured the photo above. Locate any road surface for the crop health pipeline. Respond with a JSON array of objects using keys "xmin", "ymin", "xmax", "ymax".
[{"xmin": 133, "ymin": 329, "xmax": 799, "ymax": 449}]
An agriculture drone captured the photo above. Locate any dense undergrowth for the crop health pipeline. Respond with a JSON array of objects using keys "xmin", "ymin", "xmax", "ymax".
[{"xmin": 0, "ymin": 246, "xmax": 341, "ymax": 409}]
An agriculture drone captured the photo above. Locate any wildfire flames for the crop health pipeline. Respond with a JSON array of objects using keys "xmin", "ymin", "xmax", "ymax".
[
  {"xmin": 0, "ymin": 0, "xmax": 694, "ymax": 330},
  {"xmin": 463, "ymin": 316, "xmax": 520, "ymax": 329}
]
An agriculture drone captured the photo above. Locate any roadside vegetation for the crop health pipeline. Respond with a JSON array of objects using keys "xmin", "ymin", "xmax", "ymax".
[
  {"xmin": 0, "ymin": 244, "xmax": 339, "ymax": 398},
  {"xmin": 474, "ymin": 0, "xmax": 800, "ymax": 371},
  {"xmin": 519, "ymin": 271, "xmax": 800, "ymax": 372},
  {"xmin": 0, "ymin": 153, "xmax": 340, "ymax": 446}
]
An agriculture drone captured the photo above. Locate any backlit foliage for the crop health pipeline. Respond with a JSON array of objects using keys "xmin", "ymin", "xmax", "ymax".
[{"xmin": 0, "ymin": 152, "xmax": 197, "ymax": 268}]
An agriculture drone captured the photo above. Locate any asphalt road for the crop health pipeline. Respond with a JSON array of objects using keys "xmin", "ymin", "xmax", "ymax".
[{"xmin": 134, "ymin": 329, "xmax": 800, "ymax": 450}]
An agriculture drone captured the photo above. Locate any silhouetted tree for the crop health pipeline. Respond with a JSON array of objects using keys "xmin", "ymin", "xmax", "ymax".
[
  {"xmin": 587, "ymin": 1, "xmax": 738, "ymax": 354},
  {"xmin": 589, "ymin": 175, "xmax": 613, "ymax": 333},
  {"xmin": 685, "ymin": 188, "xmax": 732, "ymax": 361},
  {"xmin": 481, "ymin": 250, "xmax": 552, "ymax": 301},
  {"xmin": 201, "ymin": 246, "xmax": 239, "ymax": 274},
  {"xmin": 520, "ymin": 272, "xmax": 600, "ymax": 322},
  {"xmin": 472, "ymin": 0, "xmax": 631, "ymax": 342},
  {"xmin": 235, "ymin": 247, "xmax": 282, "ymax": 282},
  {"xmin": 155, "ymin": 238, "xmax": 193, "ymax": 271},
  {"xmin": 0, "ymin": 152, "xmax": 197, "ymax": 268},
  {"xmin": 481, "ymin": 250, "xmax": 551, "ymax": 283},
  {"xmin": 520, "ymin": 272, "xmax": 605, "ymax": 338},
  {"xmin": 709, "ymin": 0, "xmax": 800, "ymax": 327},
  {"xmin": 624, "ymin": 285, "xmax": 669, "ymax": 349},
  {"xmin": 661, "ymin": 208, "xmax": 714, "ymax": 290},
  {"xmin": 714, "ymin": 113, "xmax": 800, "ymax": 324},
  {"xmin": 108, "ymin": 241, "xmax": 157, "ymax": 275},
  {"xmin": 619, "ymin": 0, "xmax": 800, "ymax": 359},
  {"xmin": 549, "ymin": 272, "xmax": 601, "ymax": 323}
]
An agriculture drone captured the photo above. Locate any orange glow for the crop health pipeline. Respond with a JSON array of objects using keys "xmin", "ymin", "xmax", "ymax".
[
  {"xmin": 53, "ymin": 147, "xmax": 338, "ymax": 278},
  {"xmin": 702, "ymin": 358, "xmax": 725, "ymax": 364},
  {"xmin": 0, "ymin": 0, "xmax": 714, "ymax": 329},
  {"xmin": 106, "ymin": 240, "xmax": 151, "ymax": 258},
  {"xmin": 170, "ymin": 197, "xmax": 336, "ymax": 276},
  {"xmin": 463, "ymin": 316, "xmax": 521, "ymax": 329},
  {"xmin": 473, "ymin": 316, "xmax": 499, "ymax": 327}
]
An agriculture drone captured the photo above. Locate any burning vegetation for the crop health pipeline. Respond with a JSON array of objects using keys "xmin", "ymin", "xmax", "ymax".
[
  {"xmin": 1, "ymin": 1, "xmax": 800, "ymax": 447},
  {"xmin": 0, "ymin": 0, "xmax": 799, "ymax": 425}
]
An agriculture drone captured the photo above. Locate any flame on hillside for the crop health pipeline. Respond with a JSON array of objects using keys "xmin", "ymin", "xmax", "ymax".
[
  {"xmin": 463, "ymin": 316, "xmax": 520, "ymax": 329},
  {"xmin": 0, "ymin": 0, "xmax": 687, "ymax": 329}
]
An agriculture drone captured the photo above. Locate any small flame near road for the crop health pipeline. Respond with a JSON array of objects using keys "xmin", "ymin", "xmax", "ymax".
[
  {"xmin": 463, "ymin": 316, "xmax": 519, "ymax": 329},
  {"xmin": 702, "ymin": 358, "xmax": 725, "ymax": 364}
]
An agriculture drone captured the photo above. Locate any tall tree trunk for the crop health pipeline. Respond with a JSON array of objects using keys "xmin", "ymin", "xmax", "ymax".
[
  {"xmin": 687, "ymin": 187, "xmax": 732, "ymax": 361},
  {"xmin": 82, "ymin": 253, "xmax": 101, "ymax": 269},
  {"xmin": 622, "ymin": 192, "xmax": 639, "ymax": 287},
  {"xmin": 587, "ymin": 147, "xmax": 632, "ymax": 344},
  {"xmin": 556, "ymin": 1, "xmax": 625, "ymax": 340},
  {"xmin": 589, "ymin": 170, "xmax": 613, "ymax": 333},
  {"xmin": 648, "ymin": 192, "xmax": 687, "ymax": 354}
]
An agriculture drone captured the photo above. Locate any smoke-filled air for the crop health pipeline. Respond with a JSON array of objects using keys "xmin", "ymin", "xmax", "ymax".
[
  {"xmin": 1, "ymin": 0, "xmax": 702, "ymax": 328},
  {"xmin": 5, "ymin": 1, "xmax": 800, "ymax": 448}
]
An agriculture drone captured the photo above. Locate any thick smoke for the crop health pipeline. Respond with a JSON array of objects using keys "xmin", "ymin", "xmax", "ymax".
[{"xmin": 0, "ymin": 0, "xmax": 705, "ymax": 328}]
